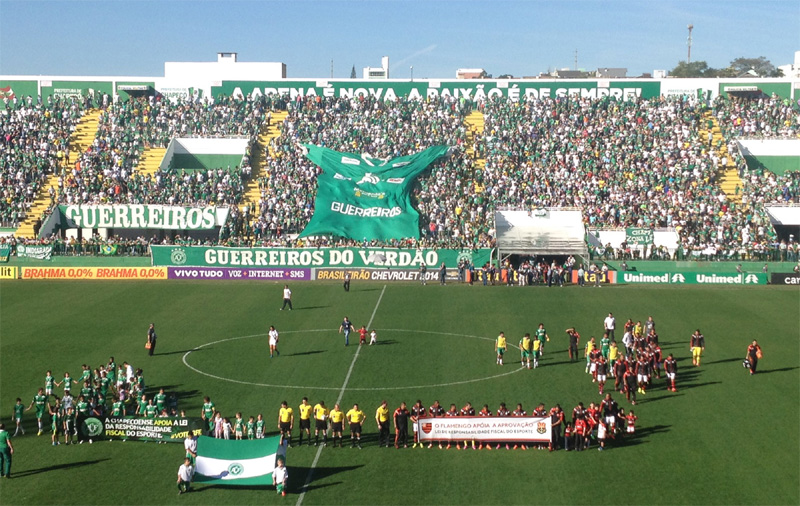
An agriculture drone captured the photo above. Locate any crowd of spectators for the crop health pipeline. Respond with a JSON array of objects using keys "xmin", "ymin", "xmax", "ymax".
[
  {"xmin": 0, "ymin": 97, "xmax": 86, "ymax": 226},
  {"xmin": 2, "ymin": 90, "xmax": 798, "ymax": 261}
]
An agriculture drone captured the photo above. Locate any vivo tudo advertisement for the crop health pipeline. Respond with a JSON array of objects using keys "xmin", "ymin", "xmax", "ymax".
[{"xmin": 167, "ymin": 267, "xmax": 312, "ymax": 281}]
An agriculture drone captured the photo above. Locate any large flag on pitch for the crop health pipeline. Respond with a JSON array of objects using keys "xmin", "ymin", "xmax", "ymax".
[
  {"xmin": 195, "ymin": 435, "xmax": 286, "ymax": 486},
  {"xmin": 300, "ymin": 144, "xmax": 450, "ymax": 241}
]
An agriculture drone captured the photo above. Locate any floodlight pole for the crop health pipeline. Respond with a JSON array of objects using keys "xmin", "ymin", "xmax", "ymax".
[{"xmin": 687, "ymin": 24, "xmax": 693, "ymax": 64}]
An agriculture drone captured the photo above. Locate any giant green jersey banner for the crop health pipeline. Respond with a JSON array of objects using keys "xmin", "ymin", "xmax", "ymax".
[{"xmin": 300, "ymin": 145, "xmax": 450, "ymax": 241}]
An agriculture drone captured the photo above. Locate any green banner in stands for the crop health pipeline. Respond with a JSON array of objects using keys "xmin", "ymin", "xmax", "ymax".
[
  {"xmin": 625, "ymin": 227, "xmax": 654, "ymax": 245},
  {"xmin": 212, "ymin": 79, "xmax": 662, "ymax": 101},
  {"xmin": 299, "ymin": 144, "xmax": 450, "ymax": 241},
  {"xmin": 151, "ymin": 245, "xmax": 490, "ymax": 269}
]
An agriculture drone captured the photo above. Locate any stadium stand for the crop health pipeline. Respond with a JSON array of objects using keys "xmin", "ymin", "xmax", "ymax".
[{"xmin": 3, "ymin": 91, "xmax": 799, "ymax": 259}]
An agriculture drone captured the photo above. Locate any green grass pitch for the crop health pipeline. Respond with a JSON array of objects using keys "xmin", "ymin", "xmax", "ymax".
[{"xmin": 0, "ymin": 280, "xmax": 798, "ymax": 505}]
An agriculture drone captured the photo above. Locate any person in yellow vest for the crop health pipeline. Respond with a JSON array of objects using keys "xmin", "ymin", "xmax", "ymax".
[
  {"xmin": 313, "ymin": 400, "xmax": 329, "ymax": 447},
  {"xmin": 609, "ymin": 341, "xmax": 619, "ymax": 376},
  {"xmin": 297, "ymin": 397, "xmax": 312, "ymax": 446},
  {"xmin": 345, "ymin": 404, "xmax": 365, "ymax": 449},
  {"xmin": 585, "ymin": 336, "xmax": 596, "ymax": 374},
  {"xmin": 496, "ymin": 332, "xmax": 507, "ymax": 366},
  {"xmin": 329, "ymin": 403, "xmax": 345, "ymax": 448},
  {"xmin": 519, "ymin": 333, "xmax": 533, "ymax": 369},
  {"xmin": 277, "ymin": 401, "xmax": 294, "ymax": 448},
  {"xmin": 532, "ymin": 338, "xmax": 542, "ymax": 369},
  {"xmin": 375, "ymin": 400, "xmax": 390, "ymax": 447}
]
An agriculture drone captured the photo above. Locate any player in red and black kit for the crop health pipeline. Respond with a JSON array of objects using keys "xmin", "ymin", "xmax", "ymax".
[
  {"xmin": 646, "ymin": 329, "xmax": 659, "ymax": 346},
  {"xmin": 532, "ymin": 403, "xmax": 547, "ymax": 449},
  {"xmin": 589, "ymin": 347, "xmax": 602, "ymax": 382},
  {"xmin": 358, "ymin": 326, "xmax": 368, "ymax": 345},
  {"xmin": 596, "ymin": 356, "xmax": 609, "ymax": 395},
  {"xmin": 511, "ymin": 404, "xmax": 527, "ymax": 450},
  {"xmin": 573, "ymin": 416, "xmax": 587, "ymax": 451},
  {"xmin": 549, "ymin": 404, "xmax": 564, "ymax": 451},
  {"xmin": 495, "ymin": 403, "xmax": 510, "ymax": 449},
  {"xmin": 664, "ymin": 353, "xmax": 678, "ymax": 391},
  {"xmin": 600, "ymin": 394, "xmax": 619, "ymax": 437},
  {"xmin": 566, "ymin": 327, "xmax": 580, "ymax": 362},
  {"xmin": 459, "ymin": 402, "xmax": 476, "ymax": 450},
  {"xmin": 393, "ymin": 402, "xmax": 410, "ymax": 449},
  {"xmin": 478, "ymin": 404, "xmax": 492, "ymax": 450},
  {"xmin": 585, "ymin": 403, "xmax": 599, "ymax": 435},
  {"xmin": 444, "ymin": 404, "xmax": 459, "ymax": 449},
  {"xmin": 651, "ymin": 344, "xmax": 663, "ymax": 379},
  {"xmin": 636, "ymin": 353, "xmax": 651, "ymax": 395},
  {"xmin": 613, "ymin": 356, "xmax": 628, "ymax": 393},
  {"xmin": 427, "ymin": 400, "xmax": 445, "ymax": 449},
  {"xmin": 623, "ymin": 367, "xmax": 637, "ymax": 405},
  {"xmin": 410, "ymin": 400, "xmax": 426, "ymax": 448},
  {"xmin": 572, "ymin": 402, "xmax": 585, "ymax": 424}
]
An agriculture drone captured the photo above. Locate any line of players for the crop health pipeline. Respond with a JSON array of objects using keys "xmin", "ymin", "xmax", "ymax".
[{"xmin": 259, "ymin": 397, "xmax": 640, "ymax": 452}]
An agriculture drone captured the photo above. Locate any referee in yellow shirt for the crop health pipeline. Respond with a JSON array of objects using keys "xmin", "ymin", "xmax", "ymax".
[
  {"xmin": 313, "ymin": 400, "xmax": 329, "ymax": 447},
  {"xmin": 277, "ymin": 401, "xmax": 294, "ymax": 447},
  {"xmin": 298, "ymin": 397, "xmax": 312, "ymax": 446},
  {"xmin": 329, "ymin": 403, "xmax": 345, "ymax": 448},
  {"xmin": 375, "ymin": 400, "xmax": 390, "ymax": 447},
  {"xmin": 345, "ymin": 403, "xmax": 365, "ymax": 449}
]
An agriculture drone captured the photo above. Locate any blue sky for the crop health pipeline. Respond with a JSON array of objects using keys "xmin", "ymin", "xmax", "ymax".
[{"xmin": 0, "ymin": 0, "xmax": 797, "ymax": 79}]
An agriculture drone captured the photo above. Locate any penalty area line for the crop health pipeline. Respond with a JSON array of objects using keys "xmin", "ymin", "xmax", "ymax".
[{"xmin": 296, "ymin": 284, "xmax": 386, "ymax": 506}]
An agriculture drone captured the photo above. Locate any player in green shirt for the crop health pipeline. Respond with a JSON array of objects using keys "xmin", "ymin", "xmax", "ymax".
[
  {"xmin": 234, "ymin": 413, "xmax": 244, "ymax": 440},
  {"xmin": 26, "ymin": 388, "xmax": 48, "ymax": 435},
  {"xmin": 137, "ymin": 394, "xmax": 149, "ymax": 417},
  {"xmin": 255, "ymin": 414, "xmax": 265, "ymax": 439},
  {"xmin": 106, "ymin": 358, "xmax": 116, "ymax": 391},
  {"xmin": 111, "ymin": 397, "xmax": 125, "ymax": 417},
  {"xmin": 154, "ymin": 388, "xmax": 167, "ymax": 414},
  {"xmin": 145, "ymin": 400, "xmax": 158, "ymax": 418},
  {"xmin": 57, "ymin": 372, "xmax": 77, "ymax": 395},
  {"xmin": 75, "ymin": 396, "xmax": 90, "ymax": 417},
  {"xmin": 201, "ymin": 397, "xmax": 216, "ymax": 435},
  {"xmin": 536, "ymin": 324, "xmax": 550, "ymax": 357},
  {"xmin": 78, "ymin": 365, "xmax": 91, "ymax": 386},
  {"xmin": 49, "ymin": 398, "xmax": 63, "ymax": 446},
  {"xmin": 600, "ymin": 333, "xmax": 611, "ymax": 359},
  {"xmin": 44, "ymin": 371, "xmax": 56, "ymax": 396},
  {"xmin": 0, "ymin": 423, "xmax": 13, "ymax": 478},
  {"xmin": 12, "ymin": 399, "xmax": 25, "ymax": 436},
  {"xmin": 63, "ymin": 407, "xmax": 76, "ymax": 445},
  {"xmin": 99, "ymin": 375, "xmax": 111, "ymax": 403},
  {"xmin": 80, "ymin": 382, "xmax": 93, "ymax": 400},
  {"xmin": 246, "ymin": 416, "xmax": 255, "ymax": 440}
]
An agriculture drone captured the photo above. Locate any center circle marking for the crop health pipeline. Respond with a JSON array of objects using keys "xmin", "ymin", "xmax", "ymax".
[{"xmin": 182, "ymin": 329, "xmax": 524, "ymax": 391}]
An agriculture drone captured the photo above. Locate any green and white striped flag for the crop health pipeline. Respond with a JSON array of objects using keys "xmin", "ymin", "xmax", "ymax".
[{"xmin": 195, "ymin": 435, "xmax": 286, "ymax": 486}]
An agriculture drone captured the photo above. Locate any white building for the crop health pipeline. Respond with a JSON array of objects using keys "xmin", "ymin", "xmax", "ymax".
[
  {"xmin": 164, "ymin": 52, "xmax": 286, "ymax": 81},
  {"xmin": 778, "ymin": 51, "xmax": 800, "ymax": 79},
  {"xmin": 363, "ymin": 56, "xmax": 389, "ymax": 79}
]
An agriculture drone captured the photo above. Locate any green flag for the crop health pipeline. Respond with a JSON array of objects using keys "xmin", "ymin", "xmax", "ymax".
[
  {"xmin": 194, "ymin": 435, "xmax": 286, "ymax": 486},
  {"xmin": 300, "ymin": 144, "xmax": 450, "ymax": 241}
]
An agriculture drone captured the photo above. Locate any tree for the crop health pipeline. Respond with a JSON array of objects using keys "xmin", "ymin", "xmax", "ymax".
[
  {"xmin": 350, "ymin": 65, "xmax": 356, "ymax": 79},
  {"xmin": 729, "ymin": 56, "xmax": 775, "ymax": 77},
  {"xmin": 669, "ymin": 60, "xmax": 711, "ymax": 78}
]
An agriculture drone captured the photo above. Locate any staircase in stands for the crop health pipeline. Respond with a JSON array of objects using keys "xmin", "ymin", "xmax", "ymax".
[
  {"xmin": 242, "ymin": 110, "xmax": 288, "ymax": 213},
  {"xmin": 464, "ymin": 110, "xmax": 487, "ymax": 195},
  {"xmin": 136, "ymin": 147, "xmax": 167, "ymax": 176},
  {"xmin": 15, "ymin": 109, "xmax": 102, "ymax": 238},
  {"xmin": 701, "ymin": 109, "xmax": 743, "ymax": 205}
]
